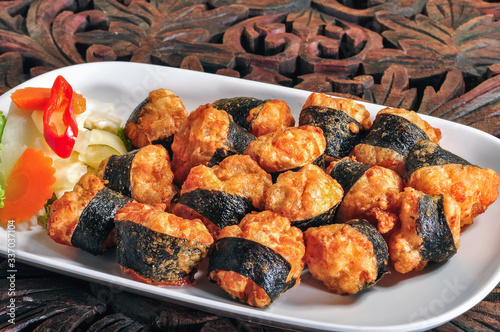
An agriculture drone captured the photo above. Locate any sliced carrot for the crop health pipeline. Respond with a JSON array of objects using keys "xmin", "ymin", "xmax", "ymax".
[
  {"xmin": 11, "ymin": 87, "xmax": 87, "ymax": 114},
  {"xmin": 0, "ymin": 148, "xmax": 56, "ymax": 224}
]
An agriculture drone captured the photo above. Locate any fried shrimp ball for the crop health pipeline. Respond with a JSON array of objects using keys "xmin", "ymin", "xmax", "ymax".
[
  {"xmin": 97, "ymin": 145, "xmax": 176, "ymax": 209},
  {"xmin": 208, "ymin": 211, "xmax": 305, "ymax": 308},
  {"xmin": 304, "ymin": 220, "xmax": 388, "ymax": 295},
  {"xmin": 327, "ymin": 157, "xmax": 403, "ymax": 234},
  {"xmin": 47, "ymin": 173, "xmax": 133, "ymax": 255},
  {"xmin": 351, "ymin": 108, "xmax": 442, "ymax": 176},
  {"xmin": 244, "ymin": 125, "xmax": 326, "ymax": 177},
  {"xmin": 213, "ymin": 97, "xmax": 295, "ymax": 137},
  {"xmin": 265, "ymin": 164, "xmax": 343, "ymax": 230},
  {"xmin": 388, "ymin": 187, "xmax": 461, "ymax": 274},
  {"xmin": 124, "ymin": 88, "xmax": 188, "ymax": 151},
  {"xmin": 173, "ymin": 154, "xmax": 272, "ymax": 238},
  {"xmin": 115, "ymin": 202, "xmax": 213, "ymax": 286},
  {"xmin": 405, "ymin": 139, "xmax": 500, "ymax": 227},
  {"xmin": 171, "ymin": 104, "xmax": 255, "ymax": 184},
  {"xmin": 302, "ymin": 92, "xmax": 372, "ymax": 130}
]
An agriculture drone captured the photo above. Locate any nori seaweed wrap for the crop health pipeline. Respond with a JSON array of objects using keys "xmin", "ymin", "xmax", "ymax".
[
  {"xmin": 405, "ymin": 139, "xmax": 500, "ymax": 226},
  {"xmin": 47, "ymin": 173, "xmax": 133, "ymax": 256},
  {"xmin": 304, "ymin": 219, "xmax": 389, "ymax": 295},
  {"xmin": 173, "ymin": 155, "xmax": 272, "ymax": 239},
  {"xmin": 327, "ymin": 157, "xmax": 402, "ymax": 234},
  {"xmin": 299, "ymin": 105, "xmax": 368, "ymax": 161},
  {"xmin": 351, "ymin": 108, "xmax": 441, "ymax": 176},
  {"xmin": 213, "ymin": 97, "xmax": 295, "ymax": 137},
  {"xmin": 265, "ymin": 164, "xmax": 343, "ymax": 231},
  {"xmin": 171, "ymin": 104, "xmax": 256, "ymax": 184},
  {"xmin": 389, "ymin": 187, "xmax": 461, "ymax": 273},
  {"xmin": 124, "ymin": 89, "xmax": 188, "ymax": 156},
  {"xmin": 115, "ymin": 203, "xmax": 213, "ymax": 285},
  {"xmin": 207, "ymin": 211, "xmax": 305, "ymax": 308}
]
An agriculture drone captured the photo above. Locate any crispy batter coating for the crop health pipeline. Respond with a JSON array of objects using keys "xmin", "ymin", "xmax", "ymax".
[
  {"xmin": 247, "ymin": 99, "xmax": 295, "ymax": 136},
  {"xmin": 351, "ymin": 144, "xmax": 405, "ymax": 174},
  {"xmin": 47, "ymin": 173, "xmax": 106, "ymax": 246},
  {"xmin": 180, "ymin": 154, "xmax": 272, "ymax": 210},
  {"xmin": 389, "ymin": 187, "xmax": 461, "ymax": 274},
  {"xmin": 98, "ymin": 145, "xmax": 176, "ymax": 209},
  {"xmin": 265, "ymin": 164, "xmax": 343, "ymax": 222},
  {"xmin": 328, "ymin": 159, "xmax": 403, "ymax": 234},
  {"xmin": 210, "ymin": 211, "xmax": 305, "ymax": 308},
  {"xmin": 304, "ymin": 223, "xmax": 380, "ymax": 295},
  {"xmin": 351, "ymin": 108, "xmax": 441, "ymax": 175},
  {"xmin": 115, "ymin": 202, "xmax": 213, "ymax": 245},
  {"xmin": 124, "ymin": 89, "xmax": 187, "ymax": 147},
  {"xmin": 244, "ymin": 125, "xmax": 326, "ymax": 173},
  {"xmin": 303, "ymin": 93, "xmax": 372, "ymax": 130},
  {"xmin": 171, "ymin": 104, "xmax": 232, "ymax": 184},
  {"xmin": 407, "ymin": 164, "xmax": 500, "ymax": 227}
]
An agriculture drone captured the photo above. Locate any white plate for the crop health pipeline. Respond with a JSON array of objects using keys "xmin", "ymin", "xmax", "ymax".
[{"xmin": 0, "ymin": 62, "xmax": 499, "ymax": 332}]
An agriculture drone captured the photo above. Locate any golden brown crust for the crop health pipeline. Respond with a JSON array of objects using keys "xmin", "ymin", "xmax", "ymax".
[
  {"xmin": 243, "ymin": 125, "xmax": 326, "ymax": 173},
  {"xmin": 211, "ymin": 211, "xmax": 305, "ymax": 307},
  {"xmin": 304, "ymin": 223, "xmax": 378, "ymax": 295},
  {"xmin": 97, "ymin": 145, "xmax": 177, "ymax": 209},
  {"xmin": 171, "ymin": 104, "xmax": 231, "ymax": 184},
  {"xmin": 265, "ymin": 164, "xmax": 343, "ymax": 222},
  {"xmin": 350, "ymin": 143, "xmax": 405, "ymax": 175},
  {"xmin": 302, "ymin": 93, "xmax": 372, "ymax": 130},
  {"xmin": 388, "ymin": 187, "xmax": 461, "ymax": 274},
  {"xmin": 47, "ymin": 173, "xmax": 106, "ymax": 246},
  {"xmin": 115, "ymin": 202, "xmax": 214, "ymax": 245},
  {"xmin": 407, "ymin": 164, "xmax": 500, "ymax": 227},
  {"xmin": 124, "ymin": 89, "xmax": 188, "ymax": 147},
  {"xmin": 332, "ymin": 162, "xmax": 403, "ymax": 234},
  {"xmin": 247, "ymin": 99, "xmax": 295, "ymax": 137},
  {"xmin": 180, "ymin": 154, "xmax": 272, "ymax": 210},
  {"xmin": 130, "ymin": 145, "xmax": 176, "ymax": 209},
  {"xmin": 208, "ymin": 270, "xmax": 269, "ymax": 307}
]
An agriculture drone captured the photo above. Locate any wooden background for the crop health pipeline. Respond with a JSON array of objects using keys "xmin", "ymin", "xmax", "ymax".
[{"xmin": 0, "ymin": 0, "xmax": 499, "ymax": 331}]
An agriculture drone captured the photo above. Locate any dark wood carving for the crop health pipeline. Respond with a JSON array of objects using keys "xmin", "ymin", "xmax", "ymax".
[{"xmin": 0, "ymin": 0, "xmax": 499, "ymax": 331}]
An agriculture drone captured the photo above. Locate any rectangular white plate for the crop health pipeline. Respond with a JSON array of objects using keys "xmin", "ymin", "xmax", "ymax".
[{"xmin": 0, "ymin": 62, "xmax": 499, "ymax": 332}]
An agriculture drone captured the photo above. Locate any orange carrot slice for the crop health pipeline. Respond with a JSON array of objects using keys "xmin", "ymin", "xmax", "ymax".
[
  {"xmin": 0, "ymin": 148, "xmax": 56, "ymax": 223},
  {"xmin": 11, "ymin": 87, "xmax": 86, "ymax": 114}
]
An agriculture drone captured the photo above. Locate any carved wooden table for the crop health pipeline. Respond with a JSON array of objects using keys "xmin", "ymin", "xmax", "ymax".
[{"xmin": 0, "ymin": 0, "xmax": 499, "ymax": 331}]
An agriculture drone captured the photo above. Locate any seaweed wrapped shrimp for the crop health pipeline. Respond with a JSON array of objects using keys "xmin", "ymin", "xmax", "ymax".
[
  {"xmin": 304, "ymin": 219, "xmax": 388, "ymax": 295},
  {"xmin": 208, "ymin": 211, "xmax": 305, "ymax": 308},
  {"xmin": 405, "ymin": 139, "xmax": 500, "ymax": 227},
  {"xmin": 47, "ymin": 173, "xmax": 133, "ymax": 255},
  {"xmin": 124, "ymin": 89, "xmax": 188, "ymax": 155},
  {"xmin": 213, "ymin": 97, "xmax": 295, "ymax": 137},
  {"xmin": 265, "ymin": 164, "xmax": 343, "ymax": 230},
  {"xmin": 244, "ymin": 125, "xmax": 326, "ymax": 181},
  {"xmin": 300, "ymin": 93, "xmax": 372, "ymax": 162},
  {"xmin": 388, "ymin": 187, "xmax": 461, "ymax": 274},
  {"xmin": 97, "ymin": 144, "xmax": 176, "ymax": 210},
  {"xmin": 327, "ymin": 157, "xmax": 403, "ymax": 234},
  {"xmin": 171, "ymin": 104, "xmax": 256, "ymax": 184},
  {"xmin": 115, "ymin": 202, "xmax": 214, "ymax": 285},
  {"xmin": 173, "ymin": 154, "xmax": 272, "ymax": 239},
  {"xmin": 351, "ymin": 108, "xmax": 441, "ymax": 176}
]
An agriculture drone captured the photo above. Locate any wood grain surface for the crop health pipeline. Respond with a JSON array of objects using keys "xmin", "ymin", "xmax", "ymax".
[{"xmin": 0, "ymin": 0, "xmax": 499, "ymax": 331}]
